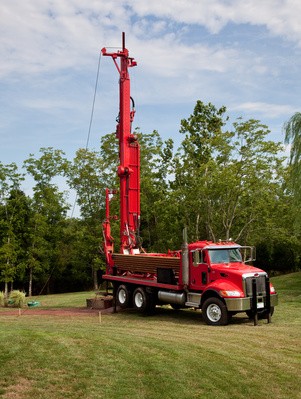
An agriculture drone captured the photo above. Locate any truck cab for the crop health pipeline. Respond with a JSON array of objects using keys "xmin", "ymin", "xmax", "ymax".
[{"xmin": 186, "ymin": 241, "xmax": 278, "ymax": 325}]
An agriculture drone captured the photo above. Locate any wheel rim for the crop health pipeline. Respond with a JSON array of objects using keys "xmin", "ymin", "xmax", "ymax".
[
  {"xmin": 207, "ymin": 303, "xmax": 222, "ymax": 322},
  {"xmin": 135, "ymin": 292, "xmax": 144, "ymax": 308},
  {"xmin": 118, "ymin": 289, "xmax": 126, "ymax": 305}
]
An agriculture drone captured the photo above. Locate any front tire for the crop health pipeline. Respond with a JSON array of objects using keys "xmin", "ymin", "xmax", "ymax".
[{"xmin": 202, "ymin": 297, "xmax": 229, "ymax": 326}]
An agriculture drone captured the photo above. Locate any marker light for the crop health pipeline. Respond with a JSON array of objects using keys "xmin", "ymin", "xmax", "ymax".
[
  {"xmin": 220, "ymin": 290, "xmax": 242, "ymax": 297},
  {"xmin": 270, "ymin": 284, "xmax": 276, "ymax": 294}
]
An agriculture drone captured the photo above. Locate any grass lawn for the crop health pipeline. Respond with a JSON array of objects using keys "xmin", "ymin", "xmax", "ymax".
[{"xmin": 0, "ymin": 273, "xmax": 300, "ymax": 399}]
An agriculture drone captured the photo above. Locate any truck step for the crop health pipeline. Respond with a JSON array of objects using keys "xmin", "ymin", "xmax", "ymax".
[{"xmin": 185, "ymin": 301, "xmax": 200, "ymax": 308}]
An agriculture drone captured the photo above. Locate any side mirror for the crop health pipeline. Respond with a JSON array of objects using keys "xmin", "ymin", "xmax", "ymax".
[{"xmin": 241, "ymin": 246, "xmax": 256, "ymax": 263}]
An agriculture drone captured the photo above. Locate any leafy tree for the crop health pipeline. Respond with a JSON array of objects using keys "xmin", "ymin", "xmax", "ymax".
[
  {"xmin": 172, "ymin": 101, "xmax": 286, "ymax": 246},
  {"xmin": 0, "ymin": 163, "xmax": 25, "ymax": 296},
  {"xmin": 50, "ymin": 219, "xmax": 99, "ymax": 292},
  {"xmin": 284, "ymin": 112, "xmax": 301, "ymax": 234},
  {"xmin": 223, "ymin": 118, "xmax": 285, "ymax": 243},
  {"xmin": 24, "ymin": 147, "xmax": 70, "ymax": 187},
  {"xmin": 172, "ymin": 101, "xmax": 232, "ymax": 242},
  {"xmin": 67, "ymin": 134, "xmax": 119, "ymax": 289},
  {"xmin": 284, "ymin": 112, "xmax": 301, "ymax": 190},
  {"xmin": 68, "ymin": 146, "xmax": 115, "ymax": 220},
  {"xmin": 23, "ymin": 148, "xmax": 70, "ymax": 295},
  {"xmin": 138, "ymin": 130, "xmax": 174, "ymax": 251},
  {"xmin": 0, "ymin": 104, "xmax": 298, "ymax": 294}
]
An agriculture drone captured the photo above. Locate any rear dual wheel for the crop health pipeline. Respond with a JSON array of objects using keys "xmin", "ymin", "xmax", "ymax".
[
  {"xmin": 133, "ymin": 287, "xmax": 156, "ymax": 314},
  {"xmin": 116, "ymin": 284, "xmax": 131, "ymax": 309},
  {"xmin": 116, "ymin": 285, "xmax": 155, "ymax": 314}
]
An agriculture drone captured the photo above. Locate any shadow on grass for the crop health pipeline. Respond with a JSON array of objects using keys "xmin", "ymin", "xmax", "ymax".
[{"xmin": 118, "ymin": 306, "xmax": 254, "ymax": 326}]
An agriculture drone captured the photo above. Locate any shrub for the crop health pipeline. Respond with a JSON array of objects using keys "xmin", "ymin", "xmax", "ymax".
[{"xmin": 9, "ymin": 290, "xmax": 26, "ymax": 308}]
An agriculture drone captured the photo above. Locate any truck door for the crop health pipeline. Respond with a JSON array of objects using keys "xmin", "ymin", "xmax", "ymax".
[{"xmin": 189, "ymin": 250, "xmax": 209, "ymax": 291}]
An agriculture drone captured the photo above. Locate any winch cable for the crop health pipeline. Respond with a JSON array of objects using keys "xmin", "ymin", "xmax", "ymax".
[{"xmin": 70, "ymin": 51, "xmax": 102, "ymax": 218}]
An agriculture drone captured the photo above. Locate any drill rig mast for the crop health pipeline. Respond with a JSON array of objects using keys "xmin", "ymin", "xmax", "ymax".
[{"xmin": 102, "ymin": 33, "xmax": 140, "ymax": 257}]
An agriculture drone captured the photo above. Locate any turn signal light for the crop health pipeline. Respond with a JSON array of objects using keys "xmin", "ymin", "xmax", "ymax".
[
  {"xmin": 270, "ymin": 284, "xmax": 276, "ymax": 294},
  {"xmin": 220, "ymin": 290, "xmax": 242, "ymax": 297}
]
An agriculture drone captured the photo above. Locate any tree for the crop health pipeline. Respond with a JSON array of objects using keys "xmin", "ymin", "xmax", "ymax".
[
  {"xmin": 172, "ymin": 101, "xmax": 286, "ymax": 246},
  {"xmin": 172, "ymin": 101, "xmax": 232, "ymax": 242},
  {"xmin": 138, "ymin": 130, "xmax": 174, "ymax": 251},
  {"xmin": 68, "ymin": 146, "xmax": 115, "ymax": 221},
  {"xmin": 50, "ymin": 219, "xmax": 99, "ymax": 293},
  {"xmin": 23, "ymin": 148, "xmax": 70, "ymax": 295},
  {"xmin": 0, "ymin": 163, "xmax": 25, "ymax": 296},
  {"xmin": 67, "ymin": 134, "xmax": 119, "ymax": 289},
  {"xmin": 284, "ymin": 112, "xmax": 301, "ymax": 191},
  {"xmin": 284, "ymin": 112, "xmax": 301, "ymax": 234},
  {"xmin": 224, "ymin": 118, "xmax": 285, "ymax": 244}
]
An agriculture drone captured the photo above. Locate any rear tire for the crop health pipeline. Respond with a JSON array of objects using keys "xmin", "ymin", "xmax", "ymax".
[
  {"xmin": 202, "ymin": 297, "xmax": 229, "ymax": 326},
  {"xmin": 116, "ymin": 284, "xmax": 131, "ymax": 309},
  {"xmin": 133, "ymin": 287, "xmax": 155, "ymax": 314}
]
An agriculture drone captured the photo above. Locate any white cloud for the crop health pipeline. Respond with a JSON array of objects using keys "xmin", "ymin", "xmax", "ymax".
[
  {"xmin": 0, "ymin": 1, "xmax": 128, "ymax": 78},
  {"xmin": 0, "ymin": 0, "xmax": 299, "ymax": 168},
  {"xmin": 0, "ymin": 0, "xmax": 299, "ymax": 87},
  {"xmin": 231, "ymin": 102, "xmax": 298, "ymax": 118},
  {"xmin": 127, "ymin": 0, "xmax": 301, "ymax": 45},
  {"xmin": 134, "ymin": 37, "xmax": 239, "ymax": 77},
  {"xmin": 1, "ymin": 0, "xmax": 300, "ymax": 80}
]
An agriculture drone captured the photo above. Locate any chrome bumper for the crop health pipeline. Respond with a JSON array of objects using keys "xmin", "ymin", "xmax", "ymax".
[{"xmin": 225, "ymin": 294, "xmax": 278, "ymax": 312}]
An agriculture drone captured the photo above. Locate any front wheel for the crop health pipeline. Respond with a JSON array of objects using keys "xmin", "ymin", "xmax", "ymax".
[{"xmin": 202, "ymin": 298, "xmax": 229, "ymax": 326}]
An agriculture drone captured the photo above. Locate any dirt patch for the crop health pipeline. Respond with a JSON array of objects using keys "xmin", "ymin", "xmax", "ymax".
[
  {"xmin": 0, "ymin": 306, "xmax": 118, "ymax": 317},
  {"xmin": 2, "ymin": 378, "xmax": 32, "ymax": 399}
]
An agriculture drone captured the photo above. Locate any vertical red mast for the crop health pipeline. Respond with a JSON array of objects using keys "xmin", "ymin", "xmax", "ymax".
[{"xmin": 102, "ymin": 33, "xmax": 140, "ymax": 254}]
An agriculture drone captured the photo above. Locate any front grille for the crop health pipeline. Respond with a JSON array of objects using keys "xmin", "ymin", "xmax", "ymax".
[{"xmin": 244, "ymin": 275, "xmax": 267, "ymax": 297}]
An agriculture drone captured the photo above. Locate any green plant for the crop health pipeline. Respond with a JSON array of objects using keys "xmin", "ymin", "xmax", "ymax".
[{"xmin": 8, "ymin": 290, "xmax": 26, "ymax": 308}]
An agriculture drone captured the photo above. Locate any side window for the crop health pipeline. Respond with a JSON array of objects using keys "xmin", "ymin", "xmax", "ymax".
[{"xmin": 193, "ymin": 250, "xmax": 203, "ymax": 266}]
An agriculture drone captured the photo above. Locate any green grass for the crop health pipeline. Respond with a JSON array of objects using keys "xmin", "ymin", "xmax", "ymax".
[
  {"xmin": 28, "ymin": 290, "xmax": 98, "ymax": 308},
  {"xmin": 0, "ymin": 273, "xmax": 300, "ymax": 399}
]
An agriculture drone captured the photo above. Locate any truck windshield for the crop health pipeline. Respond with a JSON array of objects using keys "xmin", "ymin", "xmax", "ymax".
[{"xmin": 208, "ymin": 248, "xmax": 242, "ymax": 264}]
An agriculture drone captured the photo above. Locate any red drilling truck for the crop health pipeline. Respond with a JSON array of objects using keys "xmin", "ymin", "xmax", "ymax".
[{"xmin": 101, "ymin": 33, "xmax": 278, "ymax": 325}]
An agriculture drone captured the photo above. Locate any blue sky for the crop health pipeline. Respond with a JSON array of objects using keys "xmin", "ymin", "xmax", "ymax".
[{"xmin": 1, "ymin": 0, "xmax": 300, "ymax": 209}]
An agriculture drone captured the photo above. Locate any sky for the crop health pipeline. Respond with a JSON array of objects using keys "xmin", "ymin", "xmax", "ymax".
[{"xmin": 1, "ymin": 0, "xmax": 300, "ymax": 211}]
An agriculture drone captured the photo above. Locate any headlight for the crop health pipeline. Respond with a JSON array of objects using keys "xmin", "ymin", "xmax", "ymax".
[{"xmin": 220, "ymin": 290, "xmax": 242, "ymax": 297}]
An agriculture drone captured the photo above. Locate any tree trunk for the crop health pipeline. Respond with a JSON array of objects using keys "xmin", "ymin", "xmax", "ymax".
[
  {"xmin": 93, "ymin": 267, "xmax": 98, "ymax": 291},
  {"xmin": 196, "ymin": 213, "xmax": 200, "ymax": 241},
  {"xmin": 4, "ymin": 282, "xmax": 8, "ymax": 299},
  {"xmin": 28, "ymin": 266, "xmax": 33, "ymax": 297}
]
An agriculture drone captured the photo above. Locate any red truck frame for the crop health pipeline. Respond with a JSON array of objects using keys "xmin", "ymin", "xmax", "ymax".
[{"xmin": 101, "ymin": 33, "xmax": 278, "ymax": 326}]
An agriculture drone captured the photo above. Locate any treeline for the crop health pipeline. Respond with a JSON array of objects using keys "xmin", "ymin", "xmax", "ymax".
[{"xmin": 1, "ymin": 101, "xmax": 300, "ymax": 295}]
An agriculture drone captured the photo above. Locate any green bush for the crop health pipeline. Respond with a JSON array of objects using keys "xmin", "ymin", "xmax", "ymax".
[{"xmin": 9, "ymin": 290, "xmax": 26, "ymax": 308}]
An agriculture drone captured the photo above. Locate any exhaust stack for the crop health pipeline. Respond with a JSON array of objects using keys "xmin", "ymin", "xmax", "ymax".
[{"xmin": 181, "ymin": 227, "xmax": 189, "ymax": 287}]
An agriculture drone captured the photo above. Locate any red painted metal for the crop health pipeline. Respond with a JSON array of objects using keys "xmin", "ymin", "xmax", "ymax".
[
  {"xmin": 102, "ymin": 188, "xmax": 117, "ymax": 267},
  {"xmin": 102, "ymin": 33, "xmax": 140, "ymax": 254}
]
